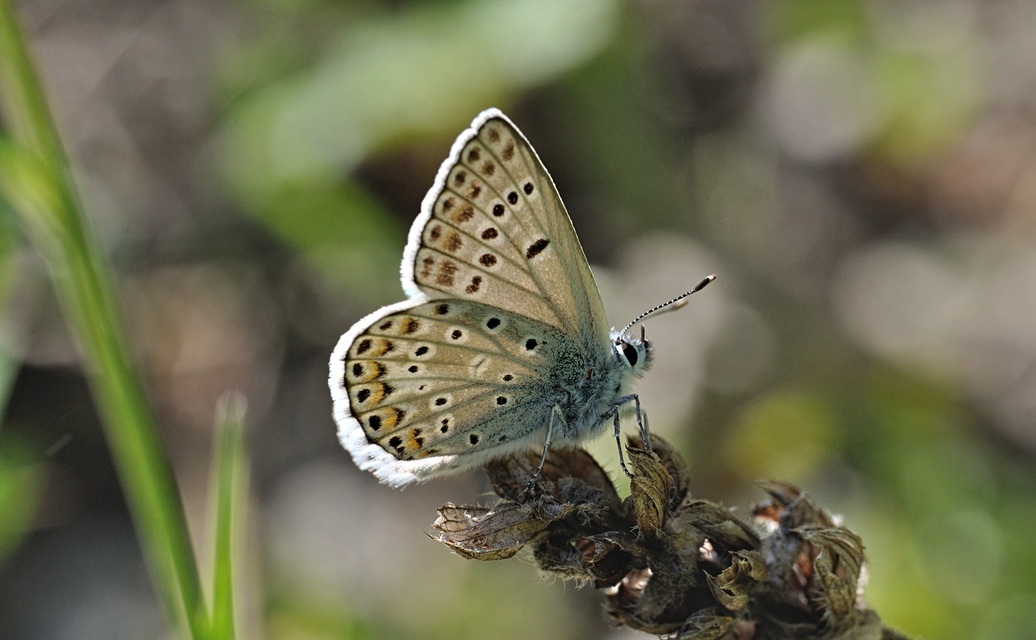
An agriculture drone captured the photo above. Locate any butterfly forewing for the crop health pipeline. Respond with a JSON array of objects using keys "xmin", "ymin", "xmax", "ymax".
[{"xmin": 408, "ymin": 111, "xmax": 609, "ymax": 351}]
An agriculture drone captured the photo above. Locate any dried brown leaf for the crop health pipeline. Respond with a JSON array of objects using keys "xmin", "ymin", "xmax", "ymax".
[
  {"xmin": 628, "ymin": 445, "xmax": 674, "ymax": 534},
  {"xmin": 704, "ymin": 550, "xmax": 766, "ymax": 612},
  {"xmin": 628, "ymin": 433, "xmax": 691, "ymax": 502},
  {"xmin": 678, "ymin": 500, "xmax": 760, "ymax": 552},
  {"xmin": 575, "ymin": 532, "xmax": 642, "ymax": 585},
  {"xmin": 484, "ymin": 447, "xmax": 621, "ymax": 509},
  {"xmin": 432, "ymin": 500, "xmax": 574, "ymax": 560}
]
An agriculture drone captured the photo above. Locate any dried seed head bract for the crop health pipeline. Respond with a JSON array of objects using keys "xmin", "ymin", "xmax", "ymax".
[{"xmin": 432, "ymin": 436, "xmax": 911, "ymax": 640}]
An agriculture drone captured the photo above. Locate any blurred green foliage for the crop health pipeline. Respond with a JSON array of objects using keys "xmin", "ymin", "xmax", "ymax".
[
  {"xmin": 0, "ymin": 431, "xmax": 42, "ymax": 564},
  {"xmin": 220, "ymin": 0, "xmax": 621, "ymax": 307},
  {"xmin": 1, "ymin": 0, "xmax": 1035, "ymax": 638}
]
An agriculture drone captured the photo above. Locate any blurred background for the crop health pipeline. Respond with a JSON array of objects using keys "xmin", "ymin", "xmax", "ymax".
[{"xmin": 2, "ymin": 0, "xmax": 1036, "ymax": 638}]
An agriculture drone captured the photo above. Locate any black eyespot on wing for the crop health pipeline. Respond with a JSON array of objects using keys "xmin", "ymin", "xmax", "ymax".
[
  {"xmin": 492, "ymin": 203, "xmax": 505, "ymax": 217},
  {"xmin": 369, "ymin": 415, "xmax": 382, "ymax": 431},
  {"xmin": 356, "ymin": 389, "xmax": 370, "ymax": 403},
  {"xmin": 451, "ymin": 329, "xmax": 463, "ymax": 340},
  {"xmin": 507, "ymin": 191, "xmax": 518, "ymax": 205},
  {"xmin": 435, "ymin": 304, "xmax": 450, "ymax": 315},
  {"xmin": 482, "ymin": 227, "xmax": 499, "ymax": 240},
  {"xmin": 469, "ymin": 434, "xmax": 480, "ymax": 445},
  {"xmin": 525, "ymin": 338, "xmax": 538, "ymax": 350},
  {"xmin": 523, "ymin": 182, "xmax": 534, "ymax": 195},
  {"xmin": 526, "ymin": 239, "xmax": 549, "ymax": 259},
  {"xmin": 356, "ymin": 339, "xmax": 372, "ymax": 354},
  {"xmin": 415, "ymin": 346, "xmax": 429, "ymax": 357},
  {"xmin": 496, "ymin": 396, "xmax": 507, "ymax": 405},
  {"xmin": 352, "ymin": 363, "xmax": 363, "ymax": 377},
  {"xmin": 408, "ymin": 365, "xmax": 418, "ymax": 373},
  {"xmin": 486, "ymin": 317, "xmax": 501, "ymax": 329}
]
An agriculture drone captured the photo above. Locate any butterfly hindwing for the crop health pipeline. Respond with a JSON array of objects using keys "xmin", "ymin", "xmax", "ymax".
[
  {"xmin": 404, "ymin": 109, "xmax": 610, "ymax": 351},
  {"xmin": 333, "ymin": 298, "xmax": 582, "ymax": 486}
]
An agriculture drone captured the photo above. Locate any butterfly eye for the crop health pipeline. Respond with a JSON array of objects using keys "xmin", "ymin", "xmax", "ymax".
[{"xmin": 619, "ymin": 341, "xmax": 639, "ymax": 367}]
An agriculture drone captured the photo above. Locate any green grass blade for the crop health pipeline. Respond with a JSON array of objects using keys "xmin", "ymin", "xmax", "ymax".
[
  {"xmin": 0, "ymin": 4, "xmax": 210, "ymax": 638},
  {"xmin": 208, "ymin": 393, "xmax": 248, "ymax": 640},
  {"xmin": 0, "ymin": 432, "xmax": 44, "ymax": 565}
]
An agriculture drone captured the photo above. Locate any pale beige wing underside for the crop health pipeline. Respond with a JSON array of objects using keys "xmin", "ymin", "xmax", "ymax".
[
  {"xmin": 332, "ymin": 109, "xmax": 615, "ymax": 487},
  {"xmin": 403, "ymin": 111, "xmax": 609, "ymax": 352},
  {"xmin": 339, "ymin": 299, "xmax": 568, "ymax": 461}
]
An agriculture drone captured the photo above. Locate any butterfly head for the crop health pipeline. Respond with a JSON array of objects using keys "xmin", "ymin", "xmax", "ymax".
[
  {"xmin": 611, "ymin": 275, "xmax": 717, "ymax": 376},
  {"xmin": 612, "ymin": 325, "xmax": 653, "ymax": 375}
]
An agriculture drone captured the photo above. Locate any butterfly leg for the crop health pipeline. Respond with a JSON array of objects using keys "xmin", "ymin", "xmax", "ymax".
[
  {"xmin": 641, "ymin": 410, "xmax": 653, "ymax": 452},
  {"xmin": 609, "ymin": 394, "xmax": 651, "ymax": 478},
  {"xmin": 611, "ymin": 407, "xmax": 633, "ymax": 477},
  {"xmin": 525, "ymin": 404, "xmax": 565, "ymax": 492}
]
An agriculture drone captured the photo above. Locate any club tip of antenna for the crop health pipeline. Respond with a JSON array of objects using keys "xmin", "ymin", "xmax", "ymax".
[{"xmin": 618, "ymin": 273, "xmax": 718, "ymax": 337}]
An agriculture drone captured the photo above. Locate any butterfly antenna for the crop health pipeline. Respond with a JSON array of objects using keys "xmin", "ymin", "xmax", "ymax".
[{"xmin": 619, "ymin": 274, "xmax": 716, "ymax": 338}]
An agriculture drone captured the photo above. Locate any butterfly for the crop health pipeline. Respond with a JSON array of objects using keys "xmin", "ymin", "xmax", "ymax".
[{"xmin": 329, "ymin": 108, "xmax": 714, "ymax": 487}]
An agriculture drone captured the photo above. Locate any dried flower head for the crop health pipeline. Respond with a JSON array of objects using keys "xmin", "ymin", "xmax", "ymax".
[{"xmin": 432, "ymin": 436, "xmax": 910, "ymax": 640}]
